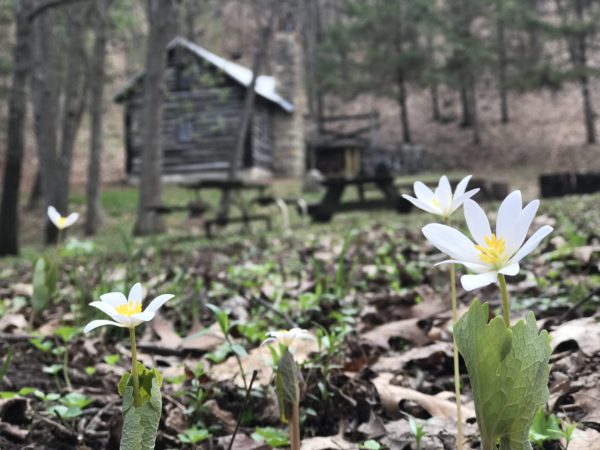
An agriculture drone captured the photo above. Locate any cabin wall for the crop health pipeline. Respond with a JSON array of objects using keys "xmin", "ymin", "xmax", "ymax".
[{"xmin": 125, "ymin": 48, "xmax": 275, "ymax": 180}]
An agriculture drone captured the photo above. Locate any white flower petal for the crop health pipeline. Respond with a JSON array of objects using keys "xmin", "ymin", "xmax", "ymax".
[
  {"xmin": 83, "ymin": 319, "xmax": 127, "ymax": 333},
  {"xmin": 498, "ymin": 262, "xmax": 520, "ymax": 276},
  {"xmin": 144, "ymin": 294, "xmax": 174, "ymax": 314},
  {"xmin": 402, "ymin": 195, "xmax": 440, "ymax": 215},
  {"xmin": 435, "ymin": 259, "xmax": 491, "ymax": 273},
  {"xmin": 460, "ymin": 271, "xmax": 499, "ymax": 291},
  {"xmin": 496, "ymin": 191, "xmax": 522, "ymax": 239},
  {"xmin": 451, "ymin": 188, "xmax": 480, "ymax": 213},
  {"xmin": 128, "ymin": 283, "xmax": 143, "ymax": 303},
  {"xmin": 463, "ymin": 200, "xmax": 492, "ymax": 246},
  {"xmin": 64, "ymin": 212, "xmax": 79, "ymax": 228},
  {"xmin": 131, "ymin": 310, "xmax": 155, "ymax": 322},
  {"xmin": 505, "ymin": 200, "xmax": 539, "ymax": 256},
  {"xmin": 413, "ymin": 181, "xmax": 435, "ymax": 203},
  {"xmin": 422, "ymin": 224, "xmax": 481, "ymax": 264},
  {"xmin": 90, "ymin": 301, "xmax": 123, "ymax": 323},
  {"xmin": 436, "ymin": 176, "xmax": 452, "ymax": 214},
  {"xmin": 509, "ymin": 226, "xmax": 553, "ymax": 264},
  {"xmin": 100, "ymin": 292, "xmax": 128, "ymax": 307},
  {"xmin": 47, "ymin": 206, "xmax": 61, "ymax": 226}
]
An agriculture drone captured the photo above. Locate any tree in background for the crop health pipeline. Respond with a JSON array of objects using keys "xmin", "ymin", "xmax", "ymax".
[
  {"xmin": 85, "ymin": 0, "xmax": 113, "ymax": 236},
  {"xmin": 134, "ymin": 0, "xmax": 178, "ymax": 236},
  {"xmin": 318, "ymin": 0, "xmax": 434, "ymax": 144}
]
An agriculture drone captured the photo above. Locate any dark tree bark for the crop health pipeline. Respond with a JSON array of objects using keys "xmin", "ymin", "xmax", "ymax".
[
  {"xmin": 134, "ymin": 0, "xmax": 177, "ymax": 235},
  {"xmin": 85, "ymin": 0, "xmax": 112, "ymax": 235},
  {"xmin": 48, "ymin": 4, "xmax": 88, "ymax": 243},
  {"xmin": 0, "ymin": 0, "xmax": 32, "ymax": 255},
  {"xmin": 496, "ymin": 0, "xmax": 509, "ymax": 123},
  {"xmin": 396, "ymin": 72, "xmax": 411, "ymax": 143},
  {"xmin": 574, "ymin": 0, "xmax": 596, "ymax": 144},
  {"xmin": 31, "ymin": 11, "xmax": 60, "ymax": 243},
  {"xmin": 426, "ymin": 33, "xmax": 441, "ymax": 122},
  {"xmin": 27, "ymin": 169, "xmax": 42, "ymax": 210}
]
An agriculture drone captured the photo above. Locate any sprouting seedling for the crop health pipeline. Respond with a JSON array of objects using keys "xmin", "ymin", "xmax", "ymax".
[
  {"xmin": 406, "ymin": 414, "xmax": 426, "ymax": 450},
  {"xmin": 83, "ymin": 282, "xmax": 174, "ymax": 449},
  {"xmin": 262, "ymin": 328, "xmax": 314, "ymax": 450},
  {"xmin": 206, "ymin": 303, "xmax": 248, "ymax": 390},
  {"xmin": 54, "ymin": 326, "xmax": 79, "ymax": 391}
]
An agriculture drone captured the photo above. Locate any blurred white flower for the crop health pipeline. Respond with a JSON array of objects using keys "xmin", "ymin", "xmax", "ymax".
[
  {"xmin": 47, "ymin": 206, "xmax": 79, "ymax": 230},
  {"xmin": 262, "ymin": 328, "xmax": 313, "ymax": 348},
  {"xmin": 422, "ymin": 191, "xmax": 553, "ymax": 291},
  {"xmin": 83, "ymin": 283, "xmax": 174, "ymax": 333},
  {"xmin": 402, "ymin": 175, "xmax": 479, "ymax": 219}
]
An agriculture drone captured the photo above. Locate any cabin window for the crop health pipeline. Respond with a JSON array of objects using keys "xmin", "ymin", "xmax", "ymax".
[
  {"xmin": 175, "ymin": 66, "xmax": 192, "ymax": 91},
  {"xmin": 177, "ymin": 119, "xmax": 194, "ymax": 143}
]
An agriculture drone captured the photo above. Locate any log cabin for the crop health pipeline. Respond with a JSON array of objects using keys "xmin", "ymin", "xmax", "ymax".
[{"xmin": 114, "ymin": 35, "xmax": 305, "ymax": 182}]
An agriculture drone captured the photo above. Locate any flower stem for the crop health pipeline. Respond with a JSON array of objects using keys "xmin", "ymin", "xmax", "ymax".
[
  {"xmin": 498, "ymin": 273, "xmax": 510, "ymax": 326},
  {"xmin": 450, "ymin": 263, "xmax": 463, "ymax": 450},
  {"xmin": 129, "ymin": 327, "xmax": 141, "ymax": 407},
  {"xmin": 63, "ymin": 348, "xmax": 72, "ymax": 391},
  {"xmin": 445, "ymin": 216, "xmax": 463, "ymax": 450},
  {"xmin": 289, "ymin": 399, "xmax": 301, "ymax": 450}
]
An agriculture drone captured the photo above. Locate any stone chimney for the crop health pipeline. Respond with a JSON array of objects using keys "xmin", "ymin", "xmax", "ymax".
[{"xmin": 271, "ymin": 25, "xmax": 305, "ymax": 178}]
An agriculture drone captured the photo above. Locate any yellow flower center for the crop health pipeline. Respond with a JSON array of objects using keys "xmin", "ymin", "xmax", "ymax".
[
  {"xmin": 431, "ymin": 198, "xmax": 440, "ymax": 208},
  {"xmin": 57, "ymin": 217, "xmax": 67, "ymax": 229},
  {"xmin": 475, "ymin": 234, "xmax": 506, "ymax": 266},
  {"xmin": 115, "ymin": 301, "xmax": 142, "ymax": 317}
]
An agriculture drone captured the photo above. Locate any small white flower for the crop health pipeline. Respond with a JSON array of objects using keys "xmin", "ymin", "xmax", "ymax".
[
  {"xmin": 262, "ymin": 328, "xmax": 313, "ymax": 348},
  {"xmin": 83, "ymin": 283, "xmax": 174, "ymax": 333},
  {"xmin": 402, "ymin": 175, "xmax": 479, "ymax": 219},
  {"xmin": 422, "ymin": 191, "xmax": 553, "ymax": 291},
  {"xmin": 47, "ymin": 206, "xmax": 79, "ymax": 230}
]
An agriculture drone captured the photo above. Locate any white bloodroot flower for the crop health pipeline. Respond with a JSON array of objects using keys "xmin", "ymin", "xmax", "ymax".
[
  {"xmin": 402, "ymin": 175, "xmax": 479, "ymax": 219},
  {"xmin": 262, "ymin": 328, "xmax": 313, "ymax": 348},
  {"xmin": 47, "ymin": 206, "xmax": 79, "ymax": 230},
  {"xmin": 83, "ymin": 283, "xmax": 174, "ymax": 333},
  {"xmin": 422, "ymin": 191, "xmax": 553, "ymax": 291}
]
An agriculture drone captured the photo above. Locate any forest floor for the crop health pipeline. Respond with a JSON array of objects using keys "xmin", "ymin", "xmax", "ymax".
[{"xmin": 1, "ymin": 182, "xmax": 600, "ymax": 450}]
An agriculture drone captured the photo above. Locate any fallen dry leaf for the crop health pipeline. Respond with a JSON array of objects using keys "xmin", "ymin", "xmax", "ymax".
[
  {"xmin": 371, "ymin": 342, "xmax": 453, "ymax": 372},
  {"xmin": 361, "ymin": 318, "xmax": 431, "ymax": 350},
  {"xmin": 182, "ymin": 322, "xmax": 225, "ymax": 352},
  {"xmin": 572, "ymin": 387, "xmax": 600, "ymax": 424},
  {"xmin": 0, "ymin": 314, "xmax": 27, "ymax": 333},
  {"xmin": 217, "ymin": 434, "xmax": 271, "ymax": 450},
  {"xmin": 205, "ymin": 399, "xmax": 236, "ymax": 433},
  {"xmin": 211, "ymin": 338, "xmax": 318, "ymax": 387},
  {"xmin": 567, "ymin": 428, "xmax": 600, "ymax": 450},
  {"xmin": 151, "ymin": 314, "xmax": 183, "ymax": 349},
  {"xmin": 300, "ymin": 435, "xmax": 356, "ymax": 450},
  {"xmin": 551, "ymin": 318, "xmax": 600, "ymax": 356},
  {"xmin": 372, "ymin": 373, "xmax": 475, "ymax": 420}
]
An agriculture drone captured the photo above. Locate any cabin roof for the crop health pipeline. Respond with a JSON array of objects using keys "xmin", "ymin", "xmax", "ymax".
[{"xmin": 114, "ymin": 36, "xmax": 294, "ymax": 113}]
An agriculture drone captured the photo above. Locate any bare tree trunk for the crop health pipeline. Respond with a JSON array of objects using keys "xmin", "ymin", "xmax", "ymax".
[
  {"xmin": 85, "ymin": 0, "xmax": 111, "ymax": 235},
  {"xmin": 218, "ymin": 4, "xmax": 276, "ymax": 219},
  {"xmin": 27, "ymin": 169, "xmax": 42, "ymax": 210},
  {"xmin": 396, "ymin": 72, "xmax": 411, "ymax": 143},
  {"xmin": 49, "ymin": 3, "xmax": 88, "ymax": 243},
  {"xmin": 469, "ymin": 81, "xmax": 481, "ymax": 144},
  {"xmin": 574, "ymin": 0, "xmax": 595, "ymax": 144},
  {"xmin": 31, "ymin": 11, "xmax": 60, "ymax": 243},
  {"xmin": 0, "ymin": 0, "xmax": 31, "ymax": 256},
  {"xmin": 496, "ymin": 0, "xmax": 509, "ymax": 123},
  {"xmin": 426, "ymin": 33, "xmax": 441, "ymax": 122},
  {"xmin": 134, "ymin": 0, "xmax": 177, "ymax": 235}
]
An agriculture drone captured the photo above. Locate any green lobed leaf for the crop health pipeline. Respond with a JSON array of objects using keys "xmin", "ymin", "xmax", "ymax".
[
  {"xmin": 251, "ymin": 426, "xmax": 289, "ymax": 447},
  {"xmin": 455, "ymin": 300, "xmax": 551, "ymax": 450},
  {"xmin": 119, "ymin": 364, "xmax": 163, "ymax": 450}
]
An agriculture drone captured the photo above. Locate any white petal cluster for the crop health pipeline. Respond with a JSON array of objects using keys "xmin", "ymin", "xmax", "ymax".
[
  {"xmin": 47, "ymin": 206, "xmax": 79, "ymax": 230},
  {"xmin": 83, "ymin": 283, "xmax": 174, "ymax": 333},
  {"xmin": 402, "ymin": 175, "xmax": 479, "ymax": 219},
  {"xmin": 422, "ymin": 191, "xmax": 553, "ymax": 291},
  {"xmin": 262, "ymin": 328, "xmax": 313, "ymax": 348}
]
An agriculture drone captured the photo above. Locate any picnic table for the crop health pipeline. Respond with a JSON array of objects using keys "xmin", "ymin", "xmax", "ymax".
[{"xmin": 307, "ymin": 176, "xmax": 411, "ymax": 222}]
